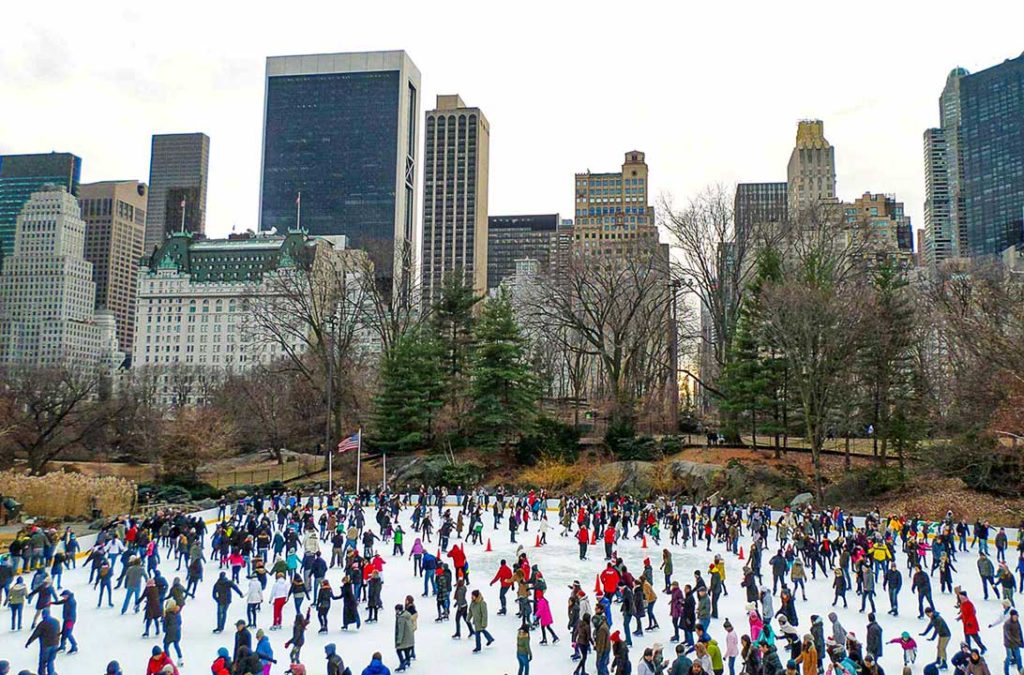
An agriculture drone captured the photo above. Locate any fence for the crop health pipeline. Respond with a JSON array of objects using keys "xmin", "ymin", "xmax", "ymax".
[{"xmin": 202, "ymin": 457, "xmax": 322, "ymax": 489}]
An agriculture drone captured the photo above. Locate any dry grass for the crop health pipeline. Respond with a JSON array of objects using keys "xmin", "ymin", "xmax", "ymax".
[
  {"xmin": 517, "ymin": 460, "xmax": 586, "ymax": 492},
  {"xmin": 0, "ymin": 470, "xmax": 136, "ymax": 519}
]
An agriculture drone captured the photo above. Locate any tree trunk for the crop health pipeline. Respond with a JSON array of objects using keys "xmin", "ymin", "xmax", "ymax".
[{"xmin": 844, "ymin": 436, "xmax": 851, "ymax": 471}]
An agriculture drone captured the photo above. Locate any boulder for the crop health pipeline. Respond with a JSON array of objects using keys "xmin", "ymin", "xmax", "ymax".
[{"xmin": 790, "ymin": 492, "xmax": 814, "ymax": 507}]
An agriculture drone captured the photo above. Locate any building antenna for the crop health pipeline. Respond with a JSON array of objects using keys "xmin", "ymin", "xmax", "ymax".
[
  {"xmin": 296, "ymin": 191, "xmax": 302, "ymax": 231},
  {"xmin": 179, "ymin": 197, "xmax": 186, "ymax": 233}
]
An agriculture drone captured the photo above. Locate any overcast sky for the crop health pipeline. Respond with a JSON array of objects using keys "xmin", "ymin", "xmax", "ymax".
[{"xmin": 3, "ymin": 1, "xmax": 1022, "ymax": 245}]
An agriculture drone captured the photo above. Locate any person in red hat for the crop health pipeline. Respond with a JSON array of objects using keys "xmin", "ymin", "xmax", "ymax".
[{"xmin": 611, "ymin": 630, "xmax": 630, "ymax": 674}]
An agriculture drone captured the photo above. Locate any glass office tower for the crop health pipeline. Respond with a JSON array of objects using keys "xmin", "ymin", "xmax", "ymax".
[
  {"xmin": 0, "ymin": 152, "xmax": 81, "ymax": 263},
  {"xmin": 259, "ymin": 51, "xmax": 421, "ymax": 298}
]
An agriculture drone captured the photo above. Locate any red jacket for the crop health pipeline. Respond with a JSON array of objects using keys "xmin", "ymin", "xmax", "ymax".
[
  {"xmin": 601, "ymin": 566, "xmax": 620, "ymax": 595},
  {"xmin": 577, "ymin": 528, "xmax": 590, "ymax": 544},
  {"xmin": 604, "ymin": 527, "xmax": 616, "ymax": 544},
  {"xmin": 211, "ymin": 656, "xmax": 230, "ymax": 675},
  {"xmin": 447, "ymin": 545, "xmax": 466, "ymax": 570},
  {"xmin": 147, "ymin": 654, "xmax": 178, "ymax": 675},
  {"xmin": 490, "ymin": 564, "xmax": 513, "ymax": 588},
  {"xmin": 958, "ymin": 599, "xmax": 980, "ymax": 635}
]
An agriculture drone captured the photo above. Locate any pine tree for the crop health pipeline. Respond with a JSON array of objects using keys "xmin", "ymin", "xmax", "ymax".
[
  {"xmin": 431, "ymin": 271, "xmax": 480, "ymax": 380},
  {"xmin": 370, "ymin": 327, "xmax": 444, "ymax": 452},
  {"xmin": 469, "ymin": 290, "xmax": 539, "ymax": 452}
]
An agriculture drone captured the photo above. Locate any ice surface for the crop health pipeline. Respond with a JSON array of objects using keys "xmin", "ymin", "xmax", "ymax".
[{"xmin": 0, "ymin": 503, "xmax": 1017, "ymax": 675}]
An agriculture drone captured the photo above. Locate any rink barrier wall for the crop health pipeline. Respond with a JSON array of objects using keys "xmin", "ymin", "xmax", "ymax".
[{"xmin": 65, "ymin": 498, "xmax": 1020, "ymax": 561}]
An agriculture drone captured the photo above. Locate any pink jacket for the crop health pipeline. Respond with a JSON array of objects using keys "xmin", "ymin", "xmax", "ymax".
[
  {"xmin": 748, "ymin": 610, "xmax": 764, "ymax": 642},
  {"xmin": 726, "ymin": 629, "xmax": 740, "ymax": 657},
  {"xmin": 536, "ymin": 596, "xmax": 554, "ymax": 627}
]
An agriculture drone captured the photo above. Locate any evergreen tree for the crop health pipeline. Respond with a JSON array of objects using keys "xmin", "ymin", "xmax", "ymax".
[
  {"xmin": 431, "ymin": 270, "xmax": 480, "ymax": 380},
  {"xmin": 370, "ymin": 327, "xmax": 444, "ymax": 452},
  {"xmin": 719, "ymin": 247, "xmax": 785, "ymax": 452},
  {"xmin": 469, "ymin": 290, "xmax": 539, "ymax": 452}
]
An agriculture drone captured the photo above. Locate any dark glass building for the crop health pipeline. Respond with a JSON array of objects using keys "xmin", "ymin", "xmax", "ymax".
[
  {"xmin": 260, "ymin": 51, "xmax": 420, "ymax": 296},
  {"xmin": 144, "ymin": 133, "xmax": 210, "ymax": 254},
  {"xmin": 960, "ymin": 53, "xmax": 1024, "ymax": 256},
  {"xmin": 486, "ymin": 214, "xmax": 563, "ymax": 290},
  {"xmin": 734, "ymin": 182, "xmax": 787, "ymax": 246},
  {"xmin": 0, "ymin": 152, "xmax": 81, "ymax": 263}
]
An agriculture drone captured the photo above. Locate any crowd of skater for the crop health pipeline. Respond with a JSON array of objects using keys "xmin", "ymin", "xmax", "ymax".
[{"xmin": 0, "ymin": 485, "xmax": 1022, "ymax": 675}]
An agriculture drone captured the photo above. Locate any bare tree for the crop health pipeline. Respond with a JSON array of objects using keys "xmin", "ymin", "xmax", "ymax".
[
  {"xmin": 661, "ymin": 184, "xmax": 782, "ymax": 426},
  {"xmin": 2, "ymin": 366, "xmax": 115, "ymax": 475},
  {"xmin": 758, "ymin": 202, "xmax": 873, "ymax": 500},
  {"xmin": 531, "ymin": 247, "xmax": 673, "ymax": 432}
]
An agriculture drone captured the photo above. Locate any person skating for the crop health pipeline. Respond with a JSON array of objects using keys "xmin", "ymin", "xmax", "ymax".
[
  {"xmin": 163, "ymin": 599, "xmax": 184, "ymax": 667},
  {"xmin": 469, "ymin": 589, "xmax": 494, "ymax": 652},
  {"xmin": 255, "ymin": 628, "xmax": 277, "ymax": 675},
  {"xmin": 517, "ymin": 625, "xmax": 533, "ymax": 675},
  {"xmin": 451, "ymin": 578, "xmax": 471, "ymax": 638},
  {"xmin": 284, "ymin": 609, "xmax": 311, "ymax": 664},
  {"xmin": 489, "ymin": 559, "xmax": 513, "ymax": 616},
  {"xmin": 394, "ymin": 604, "xmax": 415, "ymax": 672},
  {"xmin": 212, "ymin": 571, "xmax": 243, "ymax": 633},
  {"xmin": 611, "ymin": 630, "xmax": 630, "ymax": 675},
  {"xmin": 145, "ymin": 644, "xmax": 179, "ymax": 675},
  {"xmin": 921, "ymin": 607, "xmax": 952, "ymax": 669},
  {"xmin": 52, "ymin": 589, "xmax": 77, "ymax": 654},
  {"xmin": 211, "ymin": 646, "xmax": 232, "ymax": 675},
  {"xmin": 536, "ymin": 594, "xmax": 559, "ymax": 644},
  {"xmin": 24, "ymin": 607, "xmax": 59, "ymax": 675},
  {"xmin": 360, "ymin": 651, "xmax": 390, "ymax": 675},
  {"xmin": 957, "ymin": 592, "xmax": 987, "ymax": 654}
]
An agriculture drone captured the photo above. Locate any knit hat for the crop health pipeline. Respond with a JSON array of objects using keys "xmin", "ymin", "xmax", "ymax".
[
  {"xmin": 610, "ymin": 630, "xmax": 622, "ymax": 643},
  {"xmin": 104, "ymin": 662, "xmax": 121, "ymax": 675},
  {"xmin": 723, "ymin": 620, "xmax": 733, "ymax": 630},
  {"xmin": 151, "ymin": 646, "xmax": 163, "ymax": 656}
]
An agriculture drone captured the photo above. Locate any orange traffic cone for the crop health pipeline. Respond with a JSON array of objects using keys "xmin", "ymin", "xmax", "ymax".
[
  {"xmin": 485, "ymin": 538, "xmax": 492, "ymax": 552},
  {"xmin": 641, "ymin": 535, "xmax": 648, "ymax": 549},
  {"xmin": 534, "ymin": 535, "xmax": 541, "ymax": 548},
  {"xmin": 738, "ymin": 546, "xmax": 744, "ymax": 560},
  {"xmin": 595, "ymin": 574, "xmax": 602, "ymax": 593}
]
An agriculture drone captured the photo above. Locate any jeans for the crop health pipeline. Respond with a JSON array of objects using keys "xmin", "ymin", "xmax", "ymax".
[
  {"xmin": 597, "ymin": 650, "xmax": 611, "ymax": 675},
  {"xmin": 60, "ymin": 620, "xmax": 77, "ymax": 651},
  {"xmin": 1005, "ymin": 646, "xmax": 1022, "ymax": 675},
  {"xmin": 729, "ymin": 656, "xmax": 736, "ymax": 675},
  {"xmin": 424, "ymin": 570, "xmax": 436, "ymax": 596},
  {"xmin": 38, "ymin": 645, "xmax": 58, "ymax": 675},
  {"xmin": 216, "ymin": 603, "xmax": 228, "ymax": 631},
  {"xmin": 397, "ymin": 647, "xmax": 413, "ymax": 670},
  {"xmin": 474, "ymin": 628, "xmax": 494, "ymax": 650},
  {"xmin": 979, "ymin": 539, "xmax": 990, "ymax": 555},
  {"xmin": 121, "ymin": 586, "xmax": 140, "ymax": 613},
  {"xmin": 623, "ymin": 614, "xmax": 633, "ymax": 645},
  {"xmin": 518, "ymin": 653, "xmax": 530, "ymax": 675},
  {"xmin": 10, "ymin": 604, "xmax": 23, "ymax": 629},
  {"xmin": 165, "ymin": 638, "xmax": 182, "ymax": 660}
]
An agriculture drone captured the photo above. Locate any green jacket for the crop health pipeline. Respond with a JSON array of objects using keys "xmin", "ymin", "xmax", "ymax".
[
  {"xmin": 517, "ymin": 632, "xmax": 532, "ymax": 657},
  {"xmin": 469, "ymin": 598, "xmax": 489, "ymax": 631},
  {"xmin": 708, "ymin": 639, "xmax": 724, "ymax": 670},
  {"xmin": 395, "ymin": 610, "xmax": 415, "ymax": 649}
]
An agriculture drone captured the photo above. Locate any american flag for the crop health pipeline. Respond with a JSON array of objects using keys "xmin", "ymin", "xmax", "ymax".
[{"xmin": 337, "ymin": 431, "xmax": 360, "ymax": 454}]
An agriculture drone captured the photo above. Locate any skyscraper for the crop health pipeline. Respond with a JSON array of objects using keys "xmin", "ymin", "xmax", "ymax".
[
  {"xmin": 259, "ymin": 50, "xmax": 421, "ymax": 299},
  {"xmin": 144, "ymin": 133, "xmax": 210, "ymax": 253},
  {"xmin": 421, "ymin": 94, "xmax": 490, "ymax": 303},
  {"xmin": 0, "ymin": 152, "xmax": 81, "ymax": 262},
  {"xmin": 843, "ymin": 192, "xmax": 914, "ymax": 263},
  {"xmin": 79, "ymin": 180, "xmax": 147, "ymax": 354},
  {"xmin": 486, "ymin": 214, "xmax": 563, "ymax": 291},
  {"xmin": 573, "ymin": 151, "xmax": 658, "ymax": 256},
  {"xmin": 734, "ymin": 182, "xmax": 788, "ymax": 245},
  {"xmin": 786, "ymin": 120, "xmax": 836, "ymax": 216},
  {"xmin": 922, "ymin": 127, "xmax": 956, "ymax": 267},
  {"xmin": 939, "ymin": 68, "xmax": 969, "ymax": 257},
  {"xmin": 0, "ymin": 187, "xmax": 120, "ymax": 370},
  {"xmin": 960, "ymin": 53, "xmax": 1024, "ymax": 256}
]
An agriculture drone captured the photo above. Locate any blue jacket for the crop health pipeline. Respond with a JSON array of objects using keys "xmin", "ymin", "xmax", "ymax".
[
  {"xmin": 256, "ymin": 636, "xmax": 274, "ymax": 664},
  {"xmin": 361, "ymin": 658, "xmax": 392, "ymax": 675}
]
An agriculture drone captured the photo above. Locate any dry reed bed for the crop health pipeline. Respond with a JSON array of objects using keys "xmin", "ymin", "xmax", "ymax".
[{"xmin": 0, "ymin": 470, "xmax": 137, "ymax": 519}]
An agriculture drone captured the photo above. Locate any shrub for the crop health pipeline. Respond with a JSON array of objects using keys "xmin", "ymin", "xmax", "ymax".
[
  {"xmin": 516, "ymin": 417, "xmax": 581, "ymax": 465},
  {"xmin": 612, "ymin": 436, "xmax": 664, "ymax": 461},
  {"xmin": 518, "ymin": 461, "xmax": 584, "ymax": 492},
  {"xmin": 924, "ymin": 435, "xmax": 1024, "ymax": 497}
]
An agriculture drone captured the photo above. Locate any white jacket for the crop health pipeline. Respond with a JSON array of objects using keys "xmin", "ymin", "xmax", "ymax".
[
  {"xmin": 246, "ymin": 579, "xmax": 264, "ymax": 604},
  {"xmin": 270, "ymin": 578, "xmax": 289, "ymax": 602}
]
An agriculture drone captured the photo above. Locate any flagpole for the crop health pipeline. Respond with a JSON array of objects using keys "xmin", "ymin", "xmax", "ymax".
[
  {"xmin": 296, "ymin": 191, "xmax": 301, "ymax": 231},
  {"xmin": 383, "ymin": 452, "xmax": 387, "ymax": 493},
  {"xmin": 328, "ymin": 446, "xmax": 333, "ymax": 494},
  {"xmin": 355, "ymin": 427, "xmax": 362, "ymax": 497},
  {"xmin": 179, "ymin": 198, "xmax": 186, "ymax": 234}
]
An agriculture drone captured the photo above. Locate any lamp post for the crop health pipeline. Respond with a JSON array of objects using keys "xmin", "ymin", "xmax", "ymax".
[{"xmin": 324, "ymin": 315, "xmax": 336, "ymax": 493}]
